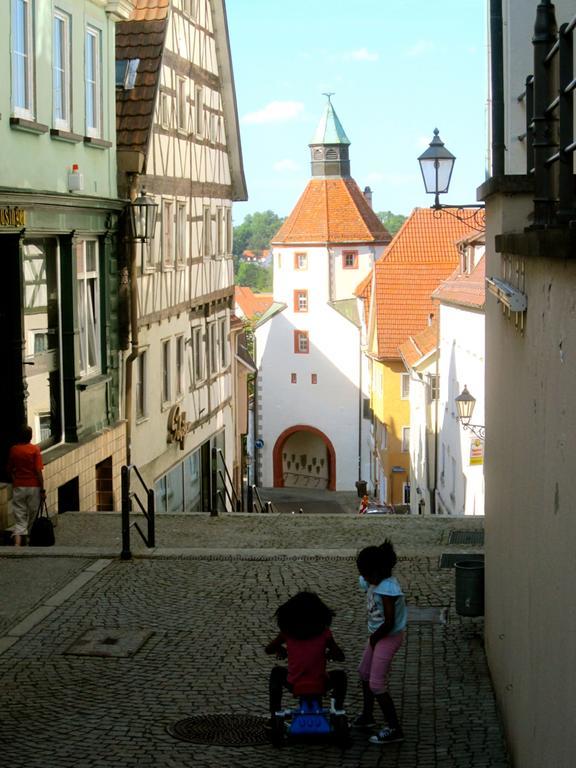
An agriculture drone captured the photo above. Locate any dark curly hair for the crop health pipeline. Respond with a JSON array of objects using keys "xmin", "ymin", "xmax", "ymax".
[
  {"xmin": 356, "ymin": 539, "xmax": 397, "ymax": 581},
  {"xmin": 275, "ymin": 591, "xmax": 335, "ymax": 640}
]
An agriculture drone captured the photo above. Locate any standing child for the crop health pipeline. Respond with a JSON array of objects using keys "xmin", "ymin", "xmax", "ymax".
[
  {"xmin": 7, "ymin": 425, "xmax": 45, "ymax": 547},
  {"xmin": 355, "ymin": 539, "xmax": 407, "ymax": 745},
  {"xmin": 265, "ymin": 591, "xmax": 347, "ymax": 717}
]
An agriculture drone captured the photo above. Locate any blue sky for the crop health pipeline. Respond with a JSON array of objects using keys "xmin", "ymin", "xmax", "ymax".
[{"xmin": 226, "ymin": 0, "xmax": 488, "ymax": 223}]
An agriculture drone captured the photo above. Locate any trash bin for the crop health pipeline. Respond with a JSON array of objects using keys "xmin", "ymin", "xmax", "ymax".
[
  {"xmin": 455, "ymin": 560, "xmax": 485, "ymax": 617},
  {"xmin": 355, "ymin": 480, "xmax": 368, "ymax": 498}
]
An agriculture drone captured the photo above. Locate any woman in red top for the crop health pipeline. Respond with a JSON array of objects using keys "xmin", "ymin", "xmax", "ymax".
[
  {"xmin": 265, "ymin": 591, "xmax": 347, "ymax": 717},
  {"xmin": 7, "ymin": 425, "xmax": 44, "ymax": 546}
]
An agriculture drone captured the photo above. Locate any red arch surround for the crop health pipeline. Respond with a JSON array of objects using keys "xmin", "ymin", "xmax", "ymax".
[{"xmin": 272, "ymin": 425, "xmax": 336, "ymax": 491}]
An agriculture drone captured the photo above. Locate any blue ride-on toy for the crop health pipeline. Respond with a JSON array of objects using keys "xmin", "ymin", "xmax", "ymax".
[{"xmin": 271, "ymin": 695, "xmax": 350, "ymax": 748}]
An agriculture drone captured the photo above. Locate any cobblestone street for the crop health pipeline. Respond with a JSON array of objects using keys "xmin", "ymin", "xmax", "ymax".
[{"xmin": 0, "ymin": 510, "xmax": 509, "ymax": 767}]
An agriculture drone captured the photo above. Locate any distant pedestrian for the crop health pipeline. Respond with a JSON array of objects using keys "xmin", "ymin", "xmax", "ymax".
[
  {"xmin": 7, "ymin": 425, "xmax": 45, "ymax": 547},
  {"xmin": 354, "ymin": 539, "xmax": 407, "ymax": 745},
  {"xmin": 265, "ymin": 591, "xmax": 347, "ymax": 719}
]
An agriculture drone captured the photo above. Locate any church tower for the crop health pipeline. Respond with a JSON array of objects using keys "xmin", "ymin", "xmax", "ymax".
[{"xmin": 253, "ymin": 99, "xmax": 391, "ymax": 491}]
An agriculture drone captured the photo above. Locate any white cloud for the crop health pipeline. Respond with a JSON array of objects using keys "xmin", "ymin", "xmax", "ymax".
[
  {"xmin": 241, "ymin": 101, "xmax": 305, "ymax": 125},
  {"xmin": 406, "ymin": 40, "xmax": 434, "ymax": 58},
  {"xmin": 344, "ymin": 47, "xmax": 379, "ymax": 62},
  {"xmin": 273, "ymin": 159, "xmax": 300, "ymax": 173}
]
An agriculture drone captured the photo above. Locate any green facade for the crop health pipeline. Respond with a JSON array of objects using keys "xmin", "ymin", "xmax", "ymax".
[{"xmin": 0, "ymin": 0, "xmax": 126, "ymax": 501}]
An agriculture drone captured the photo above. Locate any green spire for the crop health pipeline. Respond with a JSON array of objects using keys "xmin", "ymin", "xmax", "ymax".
[{"xmin": 310, "ymin": 94, "xmax": 351, "ymax": 146}]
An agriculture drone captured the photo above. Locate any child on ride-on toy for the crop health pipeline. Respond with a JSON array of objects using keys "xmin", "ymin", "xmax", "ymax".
[{"xmin": 264, "ymin": 591, "xmax": 347, "ymax": 720}]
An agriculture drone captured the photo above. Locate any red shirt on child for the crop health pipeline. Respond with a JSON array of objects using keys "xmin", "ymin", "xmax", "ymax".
[
  {"xmin": 7, "ymin": 443, "xmax": 44, "ymax": 487},
  {"xmin": 283, "ymin": 628, "xmax": 333, "ymax": 695}
]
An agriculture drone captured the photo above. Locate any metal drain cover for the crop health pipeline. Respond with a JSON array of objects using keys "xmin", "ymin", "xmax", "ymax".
[
  {"xmin": 448, "ymin": 530, "xmax": 484, "ymax": 546},
  {"xmin": 65, "ymin": 628, "xmax": 153, "ymax": 658},
  {"xmin": 167, "ymin": 714, "xmax": 270, "ymax": 746}
]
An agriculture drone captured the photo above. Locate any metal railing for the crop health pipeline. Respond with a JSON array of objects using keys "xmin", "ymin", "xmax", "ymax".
[
  {"xmin": 248, "ymin": 484, "xmax": 274, "ymax": 513},
  {"xmin": 121, "ymin": 464, "xmax": 155, "ymax": 560},
  {"xmin": 525, "ymin": 5, "xmax": 576, "ymax": 227},
  {"xmin": 212, "ymin": 447, "xmax": 242, "ymax": 514}
]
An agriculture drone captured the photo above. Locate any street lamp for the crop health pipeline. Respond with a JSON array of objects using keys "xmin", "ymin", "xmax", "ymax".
[
  {"xmin": 128, "ymin": 188, "xmax": 158, "ymax": 243},
  {"xmin": 417, "ymin": 129, "xmax": 485, "ymax": 231},
  {"xmin": 455, "ymin": 385, "xmax": 485, "ymax": 440},
  {"xmin": 417, "ymin": 128, "xmax": 455, "ymax": 209}
]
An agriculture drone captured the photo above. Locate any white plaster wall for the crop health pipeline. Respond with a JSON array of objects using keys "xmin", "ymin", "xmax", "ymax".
[
  {"xmin": 408, "ymin": 356, "xmax": 437, "ymax": 516},
  {"xmin": 484, "ymin": 192, "xmax": 576, "ymax": 768},
  {"xmin": 437, "ymin": 303, "xmax": 484, "ymax": 516},
  {"xmin": 131, "ymin": 310, "xmax": 232, "ymax": 489},
  {"xmin": 255, "ymin": 304, "xmax": 364, "ymax": 491}
]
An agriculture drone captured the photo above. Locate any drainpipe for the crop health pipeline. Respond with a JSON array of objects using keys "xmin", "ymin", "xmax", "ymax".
[
  {"xmin": 490, "ymin": 0, "xmax": 505, "ymax": 176},
  {"xmin": 124, "ymin": 175, "xmax": 140, "ymax": 467}
]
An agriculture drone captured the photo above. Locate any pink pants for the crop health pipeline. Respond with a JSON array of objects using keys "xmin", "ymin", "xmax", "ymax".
[{"xmin": 358, "ymin": 631, "xmax": 405, "ymax": 695}]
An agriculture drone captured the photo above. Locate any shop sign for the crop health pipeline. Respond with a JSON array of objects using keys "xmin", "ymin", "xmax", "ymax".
[
  {"xmin": 0, "ymin": 206, "xmax": 26, "ymax": 228},
  {"xmin": 469, "ymin": 438, "xmax": 484, "ymax": 466},
  {"xmin": 167, "ymin": 404, "xmax": 193, "ymax": 450}
]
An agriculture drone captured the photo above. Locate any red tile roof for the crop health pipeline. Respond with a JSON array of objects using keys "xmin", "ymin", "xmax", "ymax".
[
  {"xmin": 271, "ymin": 178, "xmax": 391, "ymax": 245},
  {"xmin": 116, "ymin": 9, "xmax": 168, "ymax": 156},
  {"xmin": 433, "ymin": 255, "xmax": 485, "ymax": 309},
  {"xmin": 234, "ymin": 286, "xmax": 274, "ymax": 320},
  {"xmin": 370, "ymin": 208, "xmax": 482, "ymax": 359},
  {"xmin": 399, "ymin": 318, "xmax": 438, "ymax": 369},
  {"xmin": 130, "ymin": 0, "xmax": 169, "ymax": 21}
]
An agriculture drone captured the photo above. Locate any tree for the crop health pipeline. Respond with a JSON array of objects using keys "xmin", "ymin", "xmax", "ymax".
[
  {"xmin": 236, "ymin": 262, "xmax": 273, "ymax": 293},
  {"xmin": 377, "ymin": 211, "xmax": 407, "ymax": 236},
  {"xmin": 232, "ymin": 210, "xmax": 284, "ymax": 260}
]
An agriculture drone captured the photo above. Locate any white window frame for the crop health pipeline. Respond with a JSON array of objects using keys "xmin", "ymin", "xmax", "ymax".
[
  {"xmin": 182, "ymin": 0, "xmax": 195, "ymax": 18},
  {"xmin": 136, "ymin": 350, "xmax": 147, "ymax": 419},
  {"xmin": 76, "ymin": 239, "xmax": 101, "ymax": 378},
  {"xmin": 85, "ymin": 25, "xmax": 102, "ymax": 138},
  {"xmin": 192, "ymin": 325, "xmax": 205, "ymax": 383},
  {"xmin": 162, "ymin": 339, "xmax": 171, "ymax": 404},
  {"xmin": 208, "ymin": 322, "xmax": 218, "ymax": 375},
  {"xmin": 195, "ymin": 85, "xmax": 203, "ymax": 136},
  {"xmin": 225, "ymin": 208, "xmax": 232, "ymax": 256},
  {"xmin": 202, "ymin": 206, "xmax": 211, "ymax": 258},
  {"xmin": 401, "ymin": 372, "xmax": 410, "ymax": 400},
  {"xmin": 219, "ymin": 317, "xmax": 228, "ymax": 368},
  {"xmin": 428, "ymin": 373, "xmax": 439, "ymax": 402},
  {"xmin": 53, "ymin": 9, "xmax": 70, "ymax": 130},
  {"xmin": 401, "ymin": 426, "xmax": 410, "ymax": 453},
  {"xmin": 175, "ymin": 335, "xmax": 185, "ymax": 397},
  {"xmin": 177, "ymin": 77, "xmax": 187, "ymax": 131},
  {"xmin": 11, "ymin": 0, "xmax": 35, "ymax": 119},
  {"xmin": 176, "ymin": 202, "xmax": 186, "ymax": 265},
  {"xmin": 216, "ymin": 207, "xmax": 223, "ymax": 258},
  {"xmin": 163, "ymin": 200, "xmax": 174, "ymax": 266},
  {"xmin": 160, "ymin": 91, "xmax": 170, "ymax": 128},
  {"xmin": 294, "ymin": 252, "xmax": 307, "ymax": 270}
]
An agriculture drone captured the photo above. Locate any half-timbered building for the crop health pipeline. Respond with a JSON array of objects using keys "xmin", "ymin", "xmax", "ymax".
[{"xmin": 116, "ymin": 0, "xmax": 246, "ymax": 512}]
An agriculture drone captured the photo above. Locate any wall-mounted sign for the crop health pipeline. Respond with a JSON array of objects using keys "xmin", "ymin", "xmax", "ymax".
[
  {"xmin": 254, "ymin": 438, "xmax": 264, "ymax": 449},
  {"xmin": 470, "ymin": 438, "xmax": 484, "ymax": 466},
  {"xmin": 167, "ymin": 405, "xmax": 193, "ymax": 450},
  {"xmin": 0, "ymin": 206, "xmax": 26, "ymax": 228}
]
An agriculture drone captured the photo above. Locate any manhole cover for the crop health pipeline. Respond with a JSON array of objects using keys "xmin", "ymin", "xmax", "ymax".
[
  {"xmin": 439, "ymin": 553, "xmax": 485, "ymax": 569},
  {"xmin": 167, "ymin": 714, "xmax": 270, "ymax": 746},
  {"xmin": 65, "ymin": 628, "xmax": 153, "ymax": 658},
  {"xmin": 448, "ymin": 530, "xmax": 484, "ymax": 546},
  {"xmin": 407, "ymin": 606, "xmax": 448, "ymax": 624}
]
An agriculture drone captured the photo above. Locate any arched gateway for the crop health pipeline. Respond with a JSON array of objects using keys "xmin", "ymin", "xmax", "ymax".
[{"xmin": 272, "ymin": 425, "xmax": 336, "ymax": 491}]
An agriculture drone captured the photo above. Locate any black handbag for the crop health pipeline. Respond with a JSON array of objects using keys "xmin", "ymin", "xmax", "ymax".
[{"xmin": 29, "ymin": 497, "xmax": 55, "ymax": 547}]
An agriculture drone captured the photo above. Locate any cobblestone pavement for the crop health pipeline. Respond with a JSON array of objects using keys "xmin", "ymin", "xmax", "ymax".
[{"xmin": 0, "ymin": 509, "xmax": 508, "ymax": 768}]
